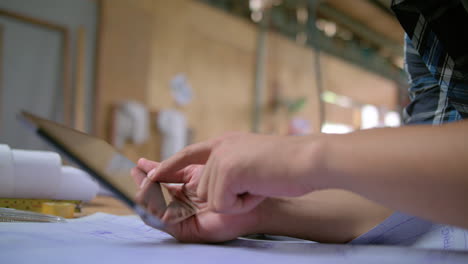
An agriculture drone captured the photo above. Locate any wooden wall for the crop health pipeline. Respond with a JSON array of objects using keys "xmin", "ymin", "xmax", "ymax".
[
  {"xmin": 95, "ymin": 0, "xmax": 399, "ymax": 162},
  {"xmin": 95, "ymin": 0, "xmax": 153, "ymax": 139},
  {"xmin": 147, "ymin": 0, "xmax": 258, "ymax": 140},
  {"xmin": 321, "ymin": 53, "xmax": 398, "ymax": 109},
  {"xmin": 264, "ymin": 32, "xmax": 322, "ymax": 134}
]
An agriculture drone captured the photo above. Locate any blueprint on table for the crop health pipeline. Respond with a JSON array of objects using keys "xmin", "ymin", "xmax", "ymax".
[
  {"xmin": 350, "ymin": 211, "xmax": 468, "ymax": 250},
  {"xmin": 0, "ymin": 213, "xmax": 467, "ymax": 264}
]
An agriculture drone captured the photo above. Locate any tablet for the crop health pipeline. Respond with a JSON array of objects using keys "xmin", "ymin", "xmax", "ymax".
[{"xmin": 19, "ymin": 111, "xmax": 167, "ymax": 230}]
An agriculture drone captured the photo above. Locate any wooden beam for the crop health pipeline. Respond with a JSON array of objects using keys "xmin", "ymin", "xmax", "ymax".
[
  {"xmin": 318, "ymin": 3, "xmax": 402, "ymax": 57},
  {"xmin": 74, "ymin": 26, "xmax": 86, "ymax": 132},
  {"xmin": 324, "ymin": 0, "xmax": 403, "ymax": 44},
  {"xmin": 0, "ymin": 9, "xmax": 67, "ymax": 32}
]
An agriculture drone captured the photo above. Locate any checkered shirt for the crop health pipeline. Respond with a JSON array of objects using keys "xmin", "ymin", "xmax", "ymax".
[{"xmin": 391, "ymin": 0, "xmax": 468, "ymax": 125}]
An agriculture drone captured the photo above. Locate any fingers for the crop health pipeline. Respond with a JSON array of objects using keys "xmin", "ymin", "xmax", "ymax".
[
  {"xmin": 150, "ymin": 140, "xmax": 215, "ymax": 183},
  {"xmin": 135, "ymin": 158, "xmax": 192, "ymax": 184},
  {"xmin": 136, "ymin": 181, "xmax": 168, "ymax": 219},
  {"xmin": 196, "ymin": 155, "xmax": 264, "ymax": 214},
  {"xmin": 137, "ymin": 158, "xmax": 159, "ymax": 173},
  {"xmin": 161, "ymin": 184, "xmax": 197, "ymax": 225},
  {"xmin": 150, "ymin": 165, "xmax": 196, "ymax": 183},
  {"xmin": 196, "ymin": 157, "xmax": 215, "ymax": 201},
  {"xmin": 210, "ymin": 165, "xmax": 263, "ymax": 214},
  {"xmin": 131, "ymin": 158, "xmax": 159, "ymax": 188},
  {"xmin": 131, "ymin": 167, "xmax": 147, "ymax": 187}
]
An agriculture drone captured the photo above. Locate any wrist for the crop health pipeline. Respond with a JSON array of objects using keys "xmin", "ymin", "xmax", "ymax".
[
  {"xmin": 249, "ymin": 197, "xmax": 284, "ymax": 235},
  {"xmin": 297, "ymin": 135, "xmax": 332, "ymax": 192}
]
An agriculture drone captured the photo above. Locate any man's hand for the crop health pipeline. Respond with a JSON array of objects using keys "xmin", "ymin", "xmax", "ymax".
[
  {"xmin": 133, "ymin": 157, "xmax": 393, "ymax": 244},
  {"xmin": 131, "ymin": 158, "xmax": 262, "ymax": 243},
  {"xmin": 148, "ymin": 133, "xmax": 325, "ymax": 215}
]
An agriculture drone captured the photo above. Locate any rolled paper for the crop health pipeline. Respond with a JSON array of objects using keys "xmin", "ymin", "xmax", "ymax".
[
  {"xmin": 10, "ymin": 149, "xmax": 62, "ymax": 199},
  {"xmin": 0, "ymin": 145, "xmax": 98, "ymax": 201},
  {"xmin": 0, "ymin": 144, "xmax": 15, "ymax": 198},
  {"xmin": 54, "ymin": 166, "xmax": 98, "ymax": 201}
]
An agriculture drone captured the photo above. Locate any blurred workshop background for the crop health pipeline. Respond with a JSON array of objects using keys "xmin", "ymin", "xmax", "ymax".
[{"xmin": 0, "ymin": 0, "xmax": 406, "ymax": 162}]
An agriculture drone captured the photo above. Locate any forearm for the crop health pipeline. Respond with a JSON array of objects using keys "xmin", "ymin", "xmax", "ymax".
[
  {"xmin": 318, "ymin": 120, "xmax": 468, "ymax": 228},
  {"xmin": 256, "ymin": 189, "xmax": 393, "ymax": 243}
]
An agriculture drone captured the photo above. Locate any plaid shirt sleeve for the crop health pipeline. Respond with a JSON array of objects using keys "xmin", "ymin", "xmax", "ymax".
[
  {"xmin": 350, "ymin": 1, "xmax": 468, "ymax": 246},
  {"xmin": 392, "ymin": 0, "xmax": 468, "ymax": 125}
]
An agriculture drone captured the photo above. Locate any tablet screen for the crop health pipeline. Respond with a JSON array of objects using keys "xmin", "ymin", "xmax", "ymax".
[{"xmin": 19, "ymin": 111, "xmax": 166, "ymax": 211}]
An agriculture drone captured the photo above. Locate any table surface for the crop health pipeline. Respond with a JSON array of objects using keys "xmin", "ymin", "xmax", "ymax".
[{"xmin": 77, "ymin": 196, "xmax": 134, "ymax": 217}]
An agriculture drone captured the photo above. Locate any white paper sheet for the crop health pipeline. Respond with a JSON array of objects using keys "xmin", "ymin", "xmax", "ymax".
[
  {"xmin": 350, "ymin": 211, "xmax": 434, "ymax": 246},
  {"xmin": 1, "ymin": 213, "xmax": 467, "ymax": 264},
  {"xmin": 351, "ymin": 211, "xmax": 468, "ymax": 250}
]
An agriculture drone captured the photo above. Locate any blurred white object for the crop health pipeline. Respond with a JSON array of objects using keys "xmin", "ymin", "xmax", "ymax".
[
  {"xmin": 0, "ymin": 144, "xmax": 98, "ymax": 201},
  {"xmin": 361, "ymin": 105, "xmax": 380, "ymax": 129},
  {"xmin": 321, "ymin": 123, "xmax": 353, "ymax": 134},
  {"xmin": 0, "ymin": 144, "xmax": 15, "ymax": 198},
  {"xmin": 10, "ymin": 148, "xmax": 62, "ymax": 199},
  {"xmin": 56, "ymin": 166, "xmax": 99, "ymax": 201},
  {"xmin": 170, "ymin": 74, "xmax": 193, "ymax": 106},
  {"xmin": 113, "ymin": 101, "xmax": 150, "ymax": 149},
  {"xmin": 157, "ymin": 109, "xmax": 188, "ymax": 160},
  {"xmin": 385, "ymin": 111, "xmax": 401, "ymax": 127}
]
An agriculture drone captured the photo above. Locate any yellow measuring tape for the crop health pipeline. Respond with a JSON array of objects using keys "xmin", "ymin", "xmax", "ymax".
[{"xmin": 0, "ymin": 198, "xmax": 82, "ymax": 218}]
